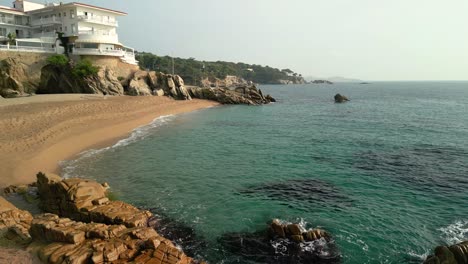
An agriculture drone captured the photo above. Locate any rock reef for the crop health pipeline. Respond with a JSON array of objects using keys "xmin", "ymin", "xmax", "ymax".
[{"xmin": 1, "ymin": 172, "xmax": 204, "ymax": 264}]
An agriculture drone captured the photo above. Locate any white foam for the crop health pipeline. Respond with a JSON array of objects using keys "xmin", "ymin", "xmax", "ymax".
[
  {"xmin": 60, "ymin": 115, "xmax": 175, "ymax": 178},
  {"xmin": 439, "ymin": 220, "xmax": 468, "ymax": 245}
]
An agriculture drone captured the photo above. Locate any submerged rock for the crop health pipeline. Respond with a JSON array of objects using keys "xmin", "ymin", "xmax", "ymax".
[
  {"xmin": 239, "ymin": 179, "xmax": 353, "ymax": 210},
  {"xmin": 334, "ymin": 93, "xmax": 349, "ymax": 103},
  {"xmin": 219, "ymin": 219, "xmax": 340, "ymax": 263}
]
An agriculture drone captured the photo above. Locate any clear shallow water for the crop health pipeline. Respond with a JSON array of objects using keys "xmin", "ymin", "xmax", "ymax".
[{"xmin": 62, "ymin": 82, "xmax": 468, "ymax": 263}]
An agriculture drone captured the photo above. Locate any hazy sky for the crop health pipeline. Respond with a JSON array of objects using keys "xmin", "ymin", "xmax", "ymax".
[{"xmin": 3, "ymin": 0, "xmax": 468, "ymax": 80}]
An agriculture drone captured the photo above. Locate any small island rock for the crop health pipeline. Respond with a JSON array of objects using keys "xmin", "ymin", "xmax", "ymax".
[{"xmin": 334, "ymin": 93, "xmax": 349, "ymax": 103}]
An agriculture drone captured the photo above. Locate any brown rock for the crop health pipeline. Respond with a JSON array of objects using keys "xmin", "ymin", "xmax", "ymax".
[{"xmin": 286, "ymin": 224, "xmax": 303, "ymax": 236}]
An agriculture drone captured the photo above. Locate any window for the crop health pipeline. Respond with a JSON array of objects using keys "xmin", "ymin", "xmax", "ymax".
[
  {"xmin": 71, "ymin": 24, "xmax": 75, "ymax": 33},
  {"xmin": 63, "ymin": 12, "xmax": 66, "ymax": 17},
  {"xmin": 58, "ymin": 13, "xmax": 61, "ymax": 18},
  {"xmin": 65, "ymin": 26, "xmax": 67, "ymax": 32},
  {"xmin": 70, "ymin": 10, "xmax": 74, "ymax": 18},
  {"xmin": 0, "ymin": 28, "xmax": 6, "ymax": 37}
]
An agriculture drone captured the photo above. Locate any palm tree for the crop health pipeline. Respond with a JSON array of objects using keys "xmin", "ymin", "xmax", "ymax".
[{"xmin": 7, "ymin": 32, "xmax": 16, "ymax": 45}]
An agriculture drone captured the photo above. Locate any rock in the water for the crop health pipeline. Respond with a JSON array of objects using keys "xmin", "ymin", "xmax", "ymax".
[
  {"xmin": 424, "ymin": 241, "xmax": 468, "ymax": 264},
  {"xmin": 219, "ymin": 219, "xmax": 339, "ymax": 264},
  {"xmin": 187, "ymin": 85, "xmax": 275, "ymax": 105},
  {"xmin": 36, "ymin": 172, "xmax": 150, "ymax": 228},
  {"xmin": 32, "ymin": 172, "xmax": 202, "ymax": 264},
  {"xmin": 334, "ymin": 93, "xmax": 349, "ymax": 103},
  {"xmin": 312, "ymin": 80, "xmax": 333, "ymax": 84}
]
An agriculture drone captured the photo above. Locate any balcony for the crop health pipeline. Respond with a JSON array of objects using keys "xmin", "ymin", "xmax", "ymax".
[
  {"xmin": 0, "ymin": 18, "xmax": 30, "ymax": 27},
  {"xmin": 31, "ymin": 17, "xmax": 62, "ymax": 27},
  {"xmin": 77, "ymin": 30, "xmax": 118, "ymax": 43},
  {"xmin": 77, "ymin": 15, "xmax": 118, "ymax": 27}
]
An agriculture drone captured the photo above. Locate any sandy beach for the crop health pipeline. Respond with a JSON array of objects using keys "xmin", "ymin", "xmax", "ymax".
[{"xmin": 0, "ymin": 94, "xmax": 219, "ymax": 187}]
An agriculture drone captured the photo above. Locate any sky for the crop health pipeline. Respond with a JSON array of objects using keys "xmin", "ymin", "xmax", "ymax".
[{"xmin": 3, "ymin": 0, "xmax": 468, "ymax": 80}]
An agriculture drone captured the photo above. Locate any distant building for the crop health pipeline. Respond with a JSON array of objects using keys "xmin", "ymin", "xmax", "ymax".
[{"xmin": 0, "ymin": 0, "xmax": 137, "ymax": 65}]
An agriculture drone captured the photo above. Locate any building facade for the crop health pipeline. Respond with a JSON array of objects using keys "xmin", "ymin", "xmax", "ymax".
[{"xmin": 0, "ymin": 0, "xmax": 137, "ymax": 65}]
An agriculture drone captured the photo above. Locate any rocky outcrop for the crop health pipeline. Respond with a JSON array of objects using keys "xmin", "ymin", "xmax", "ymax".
[
  {"xmin": 1, "ymin": 172, "xmax": 203, "ymax": 264},
  {"xmin": 200, "ymin": 75, "xmax": 251, "ymax": 89},
  {"xmin": 37, "ymin": 64, "xmax": 124, "ymax": 95},
  {"xmin": 30, "ymin": 213, "xmax": 197, "ymax": 264},
  {"xmin": 424, "ymin": 242, "xmax": 468, "ymax": 264},
  {"xmin": 0, "ymin": 57, "xmax": 28, "ymax": 97},
  {"xmin": 334, "ymin": 93, "xmax": 349, "ymax": 103},
  {"xmin": 37, "ymin": 172, "xmax": 150, "ymax": 228},
  {"xmin": 312, "ymin": 80, "xmax": 333, "ymax": 84},
  {"xmin": 187, "ymin": 85, "xmax": 275, "ymax": 105},
  {"xmin": 125, "ymin": 70, "xmax": 191, "ymax": 100},
  {"xmin": 278, "ymin": 77, "xmax": 307, "ymax": 85},
  {"xmin": 219, "ymin": 219, "xmax": 339, "ymax": 263},
  {"xmin": 0, "ymin": 196, "xmax": 33, "ymax": 245}
]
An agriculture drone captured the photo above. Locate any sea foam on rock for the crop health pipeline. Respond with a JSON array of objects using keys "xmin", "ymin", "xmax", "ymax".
[{"xmin": 219, "ymin": 219, "xmax": 340, "ymax": 263}]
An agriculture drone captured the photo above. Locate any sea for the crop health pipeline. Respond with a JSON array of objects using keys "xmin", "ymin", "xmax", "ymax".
[{"xmin": 61, "ymin": 82, "xmax": 468, "ymax": 264}]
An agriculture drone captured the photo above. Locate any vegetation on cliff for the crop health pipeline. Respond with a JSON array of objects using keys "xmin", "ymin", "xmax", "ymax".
[{"xmin": 136, "ymin": 52, "xmax": 305, "ymax": 85}]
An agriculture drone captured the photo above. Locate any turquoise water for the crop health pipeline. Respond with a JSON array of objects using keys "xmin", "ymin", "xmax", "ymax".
[{"xmin": 62, "ymin": 82, "xmax": 468, "ymax": 263}]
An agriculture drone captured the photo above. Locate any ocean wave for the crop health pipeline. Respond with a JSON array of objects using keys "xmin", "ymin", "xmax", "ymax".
[
  {"xmin": 60, "ymin": 115, "xmax": 175, "ymax": 178},
  {"xmin": 439, "ymin": 220, "xmax": 468, "ymax": 245}
]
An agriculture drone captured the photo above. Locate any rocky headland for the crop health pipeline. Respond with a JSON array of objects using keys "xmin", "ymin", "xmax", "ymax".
[
  {"xmin": 0, "ymin": 56, "xmax": 275, "ymax": 106},
  {"xmin": 1, "ymin": 172, "xmax": 203, "ymax": 264}
]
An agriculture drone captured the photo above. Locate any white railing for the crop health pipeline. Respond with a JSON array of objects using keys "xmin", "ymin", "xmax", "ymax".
[
  {"xmin": 32, "ymin": 32, "xmax": 57, "ymax": 38},
  {"xmin": 0, "ymin": 18, "xmax": 28, "ymax": 26},
  {"xmin": 78, "ymin": 30, "xmax": 117, "ymax": 37},
  {"xmin": 0, "ymin": 44, "xmax": 55, "ymax": 53},
  {"xmin": 72, "ymin": 48, "xmax": 124, "ymax": 56},
  {"xmin": 31, "ymin": 17, "xmax": 61, "ymax": 27},
  {"xmin": 77, "ymin": 15, "xmax": 118, "ymax": 26}
]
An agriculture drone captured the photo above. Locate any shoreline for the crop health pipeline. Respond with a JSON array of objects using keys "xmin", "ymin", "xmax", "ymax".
[{"xmin": 0, "ymin": 95, "xmax": 219, "ymax": 188}]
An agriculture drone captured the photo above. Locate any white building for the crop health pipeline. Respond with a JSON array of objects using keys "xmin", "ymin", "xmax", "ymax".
[{"xmin": 0, "ymin": 0, "xmax": 137, "ymax": 65}]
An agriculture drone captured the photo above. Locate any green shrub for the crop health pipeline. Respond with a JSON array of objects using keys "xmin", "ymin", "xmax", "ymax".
[
  {"xmin": 47, "ymin": 54, "xmax": 69, "ymax": 67},
  {"xmin": 72, "ymin": 59, "xmax": 100, "ymax": 78}
]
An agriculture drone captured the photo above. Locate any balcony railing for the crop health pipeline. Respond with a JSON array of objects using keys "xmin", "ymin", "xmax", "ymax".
[
  {"xmin": 72, "ymin": 48, "xmax": 124, "ymax": 56},
  {"xmin": 78, "ymin": 30, "xmax": 117, "ymax": 37},
  {"xmin": 0, "ymin": 18, "xmax": 29, "ymax": 27},
  {"xmin": 77, "ymin": 15, "xmax": 118, "ymax": 27},
  {"xmin": 0, "ymin": 44, "xmax": 55, "ymax": 53},
  {"xmin": 31, "ymin": 17, "xmax": 62, "ymax": 27}
]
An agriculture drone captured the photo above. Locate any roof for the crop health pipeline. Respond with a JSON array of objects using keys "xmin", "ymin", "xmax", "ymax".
[
  {"xmin": 0, "ymin": 5, "xmax": 26, "ymax": 15},
  {"xmin": 27, "ymin": 2, "xmax": 127, "ymax": 16},
  {"xmin": 71, "ymin": 2, "xmax": 127, "ymax": 15}
]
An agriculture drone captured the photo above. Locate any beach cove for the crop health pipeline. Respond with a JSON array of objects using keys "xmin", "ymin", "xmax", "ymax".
[{"xmin": 0, "ymin": 95, "xmax": 219, "ymax": 187}]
